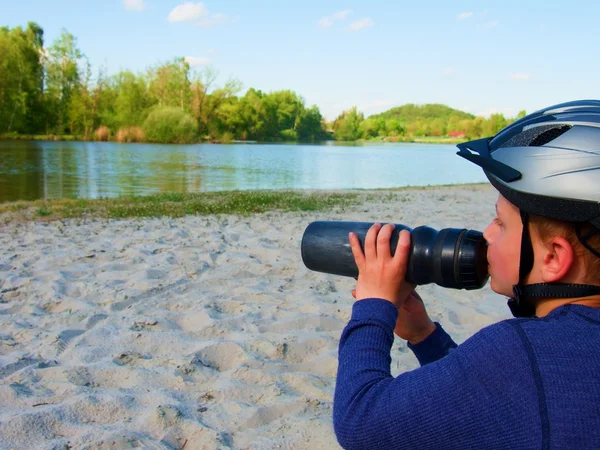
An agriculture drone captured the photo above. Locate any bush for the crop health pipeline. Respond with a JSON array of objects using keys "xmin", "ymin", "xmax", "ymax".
[
  {"xmin": 116, "ymin": 126, "xmax": 145, "ymax": 143},
  {"xmin": 280, "ymin": 129, "xmax": 297, "ymax": 141},
  {"xmin": 220, "ymin": 131, "xmax": 234, "ymax": 143},
  {"xmin": 142, "ymin": 107, "xmax": 197, "ymax": 144},
  {"xmin": 94, "ymin": 126, "xmax": 111, "ymax": 141}
]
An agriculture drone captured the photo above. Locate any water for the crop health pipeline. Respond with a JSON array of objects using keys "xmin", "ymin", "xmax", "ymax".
[{"xmin": 0, "ymin": 140, "xmax": 487, "ymax": 203}]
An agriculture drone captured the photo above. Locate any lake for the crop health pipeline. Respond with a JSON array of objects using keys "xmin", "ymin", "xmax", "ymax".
[{"xmin": 0, "ymin": 140, "xmax": 487, "ymax": 203}]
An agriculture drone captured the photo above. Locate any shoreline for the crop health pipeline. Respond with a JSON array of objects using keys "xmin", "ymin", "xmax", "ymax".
[
  {"xmin": 0, "ymin": 184, "xmax": 491, "ymax": 224},
  {"xmin": 0, "ymin": 183, "xmax": 506, "ymax": 449},
  {"xmin": 0, "ymin": 134, "xmax": 467, "ymax": 146}
]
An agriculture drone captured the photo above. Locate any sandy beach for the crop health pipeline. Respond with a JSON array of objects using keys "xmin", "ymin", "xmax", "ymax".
[{"xmin": 0, "ymin": 184, "xmax": 512, "ymax": 450}]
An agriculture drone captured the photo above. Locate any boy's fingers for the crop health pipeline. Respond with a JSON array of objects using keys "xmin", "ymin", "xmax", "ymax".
[
  {"xmin": 365, "ymin": 223, "xmax": 381, "ymax": 260},
  {"xmin": 349, "ymin": 232, "xmax": 365, "ymax": 270},
  {"xmin": 351, "ymin": 289, "xmax": 356, "ymax": 299},
  {"xmin": 393, "ymin": 229, "xmax": 411, "ymax": 270},
  {"xmin": 377, "ymin": 224, "xmax": 394, "ymax": 259}
]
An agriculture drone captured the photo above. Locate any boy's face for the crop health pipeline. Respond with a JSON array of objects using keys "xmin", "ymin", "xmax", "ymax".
[{"xmin": 483, "ymin": 194, "xmax": 523, "ymax": 296}]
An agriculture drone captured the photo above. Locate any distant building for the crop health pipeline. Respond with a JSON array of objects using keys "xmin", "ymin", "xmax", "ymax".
[{"xmin": 448, "ymin": 131, "xmax": 466, "ymax": 138}]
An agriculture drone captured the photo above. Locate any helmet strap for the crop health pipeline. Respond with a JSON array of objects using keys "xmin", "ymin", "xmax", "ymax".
[
  {"xmin": 575, "ymin": 223, "xmax": 600, "ymax": 258},
  {"xmin": 518, "ymin": 211, "xmax": 535, "ymax": 282},
  {"xmin": 507, "ymin": 211, "xmax": 537, "ymax": 317}
]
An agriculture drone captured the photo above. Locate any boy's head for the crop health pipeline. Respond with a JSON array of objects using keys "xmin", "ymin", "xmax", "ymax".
[
  {"xmin": 484, "ymin": 194, "xmax": 600, "ymax": 298},
  {"xmin": 457, "ymin": 100, "xmax": 600, "ymax": 317}
]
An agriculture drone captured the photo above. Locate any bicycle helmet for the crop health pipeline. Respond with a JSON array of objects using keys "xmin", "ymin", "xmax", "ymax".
[{"xmin": 457, "ymin": 100, "xmax": 600, "ymax": 317}]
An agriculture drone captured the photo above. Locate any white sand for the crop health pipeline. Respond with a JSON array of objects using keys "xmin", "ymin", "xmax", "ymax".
[{"xmin": 0, "ymin": 185, "xmax": 511, "ymax": 449}]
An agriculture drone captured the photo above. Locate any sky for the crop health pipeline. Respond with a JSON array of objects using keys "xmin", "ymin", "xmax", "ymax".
[{"xmin": 2, "ymin": 0, "xmax": 600, "ymax": 120}]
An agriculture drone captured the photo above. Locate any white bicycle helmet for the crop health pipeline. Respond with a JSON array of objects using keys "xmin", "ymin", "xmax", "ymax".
[{"xmin": 457, "ymin": 100, "xmax": 600, "ymax": 317}]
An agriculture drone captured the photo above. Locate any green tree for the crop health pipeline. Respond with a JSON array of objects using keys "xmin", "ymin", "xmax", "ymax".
[
  {"xmin": 297, "ymin": 105, "xmax": 325, "ymax": 141},
  {"xmin": 385, "ymin": 119, "xmax": 404, "ymax": 136},
  {"xmin": 269, "ymin": 90, "xmax": 304, "ymax": 133},
  {"xmin": 112, "ymin": 71, "xmax": 153, "ymax": 127},
  {"xmin": 0, "ymin": 22, "xmax": 45, "ymax": 133},
  {"xmin": 147, "ymin": 58, "xmax": 191, "ymax": 111},
  {"xmin": 44, "ymin": 30, "xmax": 84, "ymax": 134},
  {"xmin": 67, "ymin": 58, "xmax": 93, "ymax": 136},
  {"xmin": 359, "ymin": 117, "xmax": 382, "ymax": 138},
  {"xmin": 198, "ymin": 77, "xmax": 242, "ymax": 138},
  {"xmin": 482, "ymin": 113, "xmax": 507, "ymax": 137},
  {"xmin": 333, "ymin": 106, "xmax": 364, "ymax": 141}
]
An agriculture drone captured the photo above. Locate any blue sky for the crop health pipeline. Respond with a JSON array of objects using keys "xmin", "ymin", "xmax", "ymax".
[{"xmin": 2, "ymin": 1, "xmax": 599, "ymax": 120}]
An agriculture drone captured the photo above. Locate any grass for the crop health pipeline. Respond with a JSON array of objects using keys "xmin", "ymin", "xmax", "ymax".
[
  {"xmin": 0, "ymin": 190, "xmax": 363, "ymax": 223},
  {"xmin": 0, "ymin": 184, "xmax": 491, "ymax": 224}
]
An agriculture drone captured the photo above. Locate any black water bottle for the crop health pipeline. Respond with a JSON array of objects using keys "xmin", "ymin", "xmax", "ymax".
[{"xmin": 301, "ymin": 221, "xmax": 488, "ymax": 290}]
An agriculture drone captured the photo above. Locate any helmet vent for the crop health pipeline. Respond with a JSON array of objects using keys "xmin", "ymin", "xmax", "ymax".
[
  {"xmin": 530, "ymin": 125, "xmax": 571, "ymax": 146},
  {"xmin": 496, "ymin": 124, "xmax": 571, "ymax": 150}
]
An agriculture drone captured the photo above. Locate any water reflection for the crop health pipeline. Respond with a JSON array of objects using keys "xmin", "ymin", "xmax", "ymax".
[{"xmin": 0, "ymin": 140, "xmax": 487, "ymax": 203}]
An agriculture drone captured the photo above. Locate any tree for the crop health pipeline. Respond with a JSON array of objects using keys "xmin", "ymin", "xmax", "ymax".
[
  {"xmin": 112, "ymin": 71, "xmax": 153, "ymax": 127},
  {"xmin": 269, "ymin": 90, "xmax": 304, "ymax": 133},
  {"xmin": 44, "ymin": 30, "xmax": 85, "ymax": 134},
  {"xmin": 0, "ymin": 22, "xmax": 45, "ymax": 133},
  {"xmin": 385, "ymin": 119, "xmax": 404, "ymax": 136},
  {"xmin": 147, "ymin": 58, "xmax": 191, "ymax": 111},
  {"xmin": 297, "ymin": 105, "xmax": 325, "ymax": 141},
  {"xmin": 333, "ymin": 106, "xmax": 364, "ymax": 141},
  {"xmin": 196, "ymin": 75, "xmax": 242, "ymax": 138},
  {"xmin": 359, "ymin": 118, "xmax": 381, "ymax": 138},
  {"xmin": 482, "ymin": 113, "xmax": 507, "ymax": 137}
]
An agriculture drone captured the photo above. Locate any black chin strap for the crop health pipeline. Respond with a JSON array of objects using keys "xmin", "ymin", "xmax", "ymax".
[
  {"xmin": 508, "ymin": 212, "xmax": 600, "ymax": 318},
  {"xmin": 509, "ymin": 283, "xmax": 600, "ymax": 317},
  {"xmin": 508, "ymin": 212, "xmax": 537, "ymax": 317}
]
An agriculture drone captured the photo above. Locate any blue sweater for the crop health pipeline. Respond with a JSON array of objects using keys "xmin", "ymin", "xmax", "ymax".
[{"xmin": 334, "ymin": 299, "xmax": 600, "ymax": 450}]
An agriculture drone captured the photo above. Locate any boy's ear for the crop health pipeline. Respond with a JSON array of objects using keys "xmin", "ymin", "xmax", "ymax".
[{"xmin": 541, "ymin": 236, "xmax": 575, "ymax": 283}]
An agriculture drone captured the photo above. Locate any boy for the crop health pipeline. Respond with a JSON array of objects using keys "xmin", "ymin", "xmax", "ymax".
[{"xmin": 334, "ymin": 100, "xmax": 600, "ymax": 449}]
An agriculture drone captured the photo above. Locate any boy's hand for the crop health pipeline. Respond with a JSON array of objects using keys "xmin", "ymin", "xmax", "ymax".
[
  {"xmin": 349, "ymin": 223, "xmax": 437, "ymax": 344},
  {"xmin": 394, "ymin": 290, "xmax": 437, "ymax": 345},
  {"xmin": 349, "ymin": 223, "xmax": 414, "ymax": 308}
]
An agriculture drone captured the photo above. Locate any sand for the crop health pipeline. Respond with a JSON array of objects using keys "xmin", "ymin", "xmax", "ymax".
[{"xmin": 0, "ymin": 184, "xmax": 512, "ymax": 450}]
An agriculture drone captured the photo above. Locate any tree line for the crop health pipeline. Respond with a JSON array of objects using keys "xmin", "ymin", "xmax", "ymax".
[
  {"xmin": 1, "ymin": 22, "xmax": 524, "ymax": 144},
  {"xmin": 332, "ymin": 104, "xmax": 526, "ymax": 141}
]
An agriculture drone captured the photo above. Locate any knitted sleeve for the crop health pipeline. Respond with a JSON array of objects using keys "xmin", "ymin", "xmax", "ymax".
[
  {"xmin": 333, "ymin": 298, "xmax": 540, "ymax": 450},
  {"xmin": 406, "ymin": 320, "xmax": 457, "ymax": 366}
]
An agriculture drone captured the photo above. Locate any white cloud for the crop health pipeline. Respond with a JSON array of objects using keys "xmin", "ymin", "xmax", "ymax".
[
  {"xmin": 168, "ymin": 2, "xmax": 206, "ymax": 22},
  {"xmin": 457, "ymin": 12, "xmax": 473, "ymax": 20},
  {"xmin": 332, "ymin": 10, "xmax": 353, "ymax": 21},
  {"xmin": 123, "ymin": 0, "xmax": 145, "ymax": 12},
  {"xmin": 347, "ymin": 18, "xmax": 374, "ymax": 32},
  {"xmin": 185, "ymin": 56, "xmax": 210, "ymax": 67},
  {"xmin": 206, "ymin": 48, "xmax": 216, "ymax": 54},
  {"xmin": 318, "ymin": 17, "xmax": 334, "ymax": 28},
  {"xmin": 168, "ymin": 2, "xmax": 231, "ymax": 27},
  {"xmin": 510, "ymin": 73, "xmax": 533, "ymax": 80},
  {"xmin": 480, "ymin": 20, "xmax": 498, "ymax": 29},
  {"xmin": 318, "ymin": 10, "xmax": 353, "ymax": 29},
  {"xmin": 443, "ymin": 66, "xmax": 455, "ymax": 75}
]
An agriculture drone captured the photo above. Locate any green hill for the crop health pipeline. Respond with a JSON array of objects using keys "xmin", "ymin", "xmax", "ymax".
[{"xmin": 368, "ymin": 103, "xmax": 474, "ymax": 123}]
